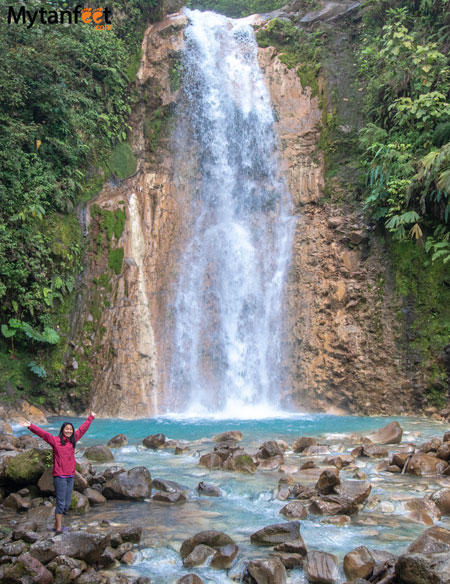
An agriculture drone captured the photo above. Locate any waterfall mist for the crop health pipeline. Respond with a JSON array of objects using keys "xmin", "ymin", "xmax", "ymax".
[{"xmin": 167, "ymin": 9, "xmax": 295, "ymax": 417}]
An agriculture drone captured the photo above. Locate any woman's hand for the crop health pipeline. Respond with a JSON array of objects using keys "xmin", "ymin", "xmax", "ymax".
[
  {"xmin": 91, "ymin": 412, "xmax": 96, "ymax": 417},
  {"xmin": 18, "ymin": 419, "xmax": 31, "ymax": 427}
]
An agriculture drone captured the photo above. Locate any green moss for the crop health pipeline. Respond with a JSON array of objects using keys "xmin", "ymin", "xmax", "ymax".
[
  {"xmin": 126, "ymin": 47, "xmax": 143, "ymax": 82},
  {"xmin": 169, "ymin": 56, "xmax": 183, "ymax": 92},
  {"xmin": 91, "ymin": 205, "xmax": 126, "ymax": 242},
  {"xmin": 5, "ymin": 448, "xmax": 52, "ymax": 485},
  {"xmin": 390, "ymin": 240, "xmax": 450, "ymax": 401},
  {"xmin": 109, "ymin": 141, "xmax": 137, "ymax": 179},
  {"xmin": 108, "ymin": 247, "xmax": 124, "ymax": 275},
  {"xmin": 144, "ymin": 107, "xmax": 172, "ymax": 153},
  {"xmin": 234, "ymin": 454, "xmax": 256, "ymax": 472}
]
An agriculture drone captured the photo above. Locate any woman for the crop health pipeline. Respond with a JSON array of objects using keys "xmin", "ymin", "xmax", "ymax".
[{"xmin": 19, "ymin": 412, "xmax": 96, "ymax": 533}]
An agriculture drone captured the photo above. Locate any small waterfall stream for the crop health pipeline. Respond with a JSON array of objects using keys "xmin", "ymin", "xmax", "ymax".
[{"xmin": 168, "ymin": 10, "xmax": 295, "ymax": 416}]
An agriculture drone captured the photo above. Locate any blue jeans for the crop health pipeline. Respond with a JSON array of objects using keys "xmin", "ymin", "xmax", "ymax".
[{"xmin": 53, "ymin": 475, "xmax": 74, "ymax": 514}]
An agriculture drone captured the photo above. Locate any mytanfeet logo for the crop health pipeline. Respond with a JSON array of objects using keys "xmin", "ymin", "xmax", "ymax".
[{"xmin": 7, "ymin": 4, "xmax": 113, "ymax": 30}]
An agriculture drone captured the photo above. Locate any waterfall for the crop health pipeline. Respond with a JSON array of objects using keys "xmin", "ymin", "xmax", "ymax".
[{"xmin": 167, "ymin": 9, "xmax": 295, "ymax": 417}]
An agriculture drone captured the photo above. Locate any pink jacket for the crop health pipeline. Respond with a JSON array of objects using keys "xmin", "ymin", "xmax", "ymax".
[{"xmin": 29, "ymin": 414, "xmax": 94, "ymax": 476}]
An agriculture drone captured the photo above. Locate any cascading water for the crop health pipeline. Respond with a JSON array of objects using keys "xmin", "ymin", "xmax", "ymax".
[{"xmin": 168, "ymin": 10, "xmax": 295, "ymax": 417}]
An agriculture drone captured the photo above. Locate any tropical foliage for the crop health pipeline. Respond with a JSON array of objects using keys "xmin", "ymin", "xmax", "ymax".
[
  {"xmin": 0, "ymin": 0, "xmax": 157, "ymax": 386},
  {"xmin": 358, "ymin": 0, "xmax": 450, "ymax": 263}
]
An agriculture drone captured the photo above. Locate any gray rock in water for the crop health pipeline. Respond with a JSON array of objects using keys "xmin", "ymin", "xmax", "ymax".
[
  {"xmin": 407, "ymin": 526, "xmax": 450, "ymax": 554},
  {"xmin": 180, "ymin": 530, "xmax": 235, "ymax": 559},
  {"xmin": 309, "ymin": 495, "xmax": 359, "ymax": 516},
  {"xmin": 274, "ymin": 536, "xmax": 307, "ymax": 557},
  {"xmin": 395, "ymin": 552, "xmax": 450, "ymax": 584},
  {"xmin": 292, "ymin": 436, "xmax": 317, "ymax": 452},
  {"xmin": 430, "ymin": 488, "xmax": 450, "ymax": 515},
  {"xmin": 84, "ymin": 445, "xmax": 114, "ymax": 462},
  {"xmin": 343, "ymin": 546, "xmax": 375, "ymax": 581},
  {"xmin": 333, "ymin": 480, "xmax": 372, "ymax": 504},
  {"xmin": 316, "ymin": 469, "xmax": 340, "ymax": 495},
  {"xmin": 367, "ymin": 421, "xmax": 403, "ymax": 445},
  {"xmin": 250, "ymin": 521, "xmax": 300, "ymax": 546},
  {"xmin": 247, "ymin": 557, "xmax": 287, "ymax": 584},
  {"xmin": 210, "ymin": 543, "xmax": 239, "ymax": 569},
  {"xmin": 103, "ymin": 466, "xmax": 151, "ymax": 500},
  {"xmin": 212, "ymin": 430, "xmax": 243, "ymax": 442},
  {"xmin": 183, "ymin": 544, "xmax": 215, "ymax": 567},
  {"xmin": 83, "ymin": 487, "xmax": 107, "ymax": 506},
  {"xmin": 152, "ymin": 477, "xmax": 191, "ymax": 496},
  {"xmin": 197, "ymin": 481, "xmax": 222, "ymax": 497},
  {"xmin": 176, "ymin": 574, "xmax": 204, "ymax": 584},
  {"xmin": 279, "ymin": 500, "xmax": 307, "ymax": 520},
  {"xmin": 142, "ymin": 433, "xmax": 166, "ymax": 449},
  {"xmin": 305, "ymin": 550, "xmax": 339, "ymax": 584},
  {"xmin": 152, "ymin": 491, "xmax": 186, "ymax": 504},
  {"xmin": 107, "ymin": 434, "xmax": 128, "ymax": 448}
]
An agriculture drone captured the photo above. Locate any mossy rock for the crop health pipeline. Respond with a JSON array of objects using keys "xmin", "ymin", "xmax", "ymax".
[
  {"xmin": 84, "ymin": 445, "xmax": 114, "ymax": 462},
  {"xmin": 234, "ymin": 454, "xmax": 257, "ymax": 473},
  {"xmin": 69, "ymin": 490, "xmax": 90, "ymax": 514},
  {"xmin": 5, "ymin": 448, "xmax": 52, "ymax": 486},
  {"xmin": 109, "ymin": 142, "xmax": 137, "ymax": 179}
]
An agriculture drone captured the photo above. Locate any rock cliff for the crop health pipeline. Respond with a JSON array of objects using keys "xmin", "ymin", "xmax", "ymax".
[{"xmin": 69, "ymin": 8, "xmax": 421, "ymax": 417}]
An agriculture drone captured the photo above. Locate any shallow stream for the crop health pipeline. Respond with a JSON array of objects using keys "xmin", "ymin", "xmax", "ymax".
[{"xmin": 19, "ymin": 414, "xmax": 450, "ymax": 583}]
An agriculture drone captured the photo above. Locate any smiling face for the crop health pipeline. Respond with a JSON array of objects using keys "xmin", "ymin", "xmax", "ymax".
[{"xmin": 63, "ymin": 424, "xmax": 74, "ymax": 439}]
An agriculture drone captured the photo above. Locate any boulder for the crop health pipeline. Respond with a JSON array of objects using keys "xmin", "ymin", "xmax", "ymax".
[
  {"xmin": 2, "ymin": 552, "xmax": 53, "ymax": 584},
  {"xmin": 270, "ymin": 551, "xmax": 304, "ymax": 569},
  {"xmin": 279, "ymin": 500, "xmax": 307, "ymax": 520},
  {"xmin": 210, "ymin": 543, "xmax": 239, "ymax": 569},
  {"xmin": 27, "ymin": 505, "xmax": 54, "ymax": 528},
  {"xmin": 180, "ymin": 530, "xmax": 235, "ymax": 559},
  {"xmin": 119, "ymin": 526, "xmax": 142, "ymax": 543},
  {"xmin": 324, "ymin": 455, "xmax": 354, "ymax": 469},
  {"xmin": 407, "ymin": 526, "xmax": 450, "ymax": 554},
  {"xmin": 0, "ymin": 433, "xmax": 20, "ymax": 450},
  {"xmin": 83, "ymin": 487, "xmax": 107, "ymax": 505},
  {"xmin": 197, "ymin": 481, "xmax": 222, "ymax": 497},
  {"xmin": 142, "ymin": 433, "xmax": 166, "ymax": 449},
  {"xmin": 407, "ymin": 454, "xmax": 448, "ymax": 476},
  {"xmin": 292, "ymin": 437, "xmax": 317, "ymax": 452},
  {"xmin": 0, "ymin": 541, "xmax": 28, "ymax": 556},
  {"xmin": 322, "ymin": 515, "xmax": 351, "ymax": 526},
  {"xmin": 183, "ymin": 544, "xmax": 215, "ymax": 567},
  {"xmin": 343, "ymin": 546, "xmax": 375, "ymax": 580},
  {"xmin": 316, "ymin": 469, "xmax": 340, "ymax": 495},
  {"xmin": 84, "ymin": 445, "xmax": 114, "ymax": 462},
  {"xmin": 199, "ymin": 453, "xmax": 222, "ymax": 469},
  {"xmin": 176, "ymin": 575, "xmax": 204, "ymax": 584},
  {"xmin": 259, "ymin": 455, "xmax": 284, "ymax": 470},
  {"xmin": 152, "ymin": 478, "xmax": 191, "ymax": 496},
  {"xmin": 308, "ymin": 495, "xmax": 359, "ymax": 516},
  {"xmin": 103, "ymin": 466, "xmax": 151, "ymax": 500},
  {"xmin": 395, "ymin": 552, "xmax": 450, "ymax": 584},
  {"xmin": 274, "ymin": 537, "xmax": 307, "ymax": 557},
  {"xmin": 247, "ymin": 557, "xmax": 287, "ymax": 584},
  {"xmin": 107, "ymin": 434, "xmax": 128, "ymax": 448},
  {"xmin": 51, "ymin": 531, "xmax": 110, "ymax": 564},
  {"xmin": 305, "ymin": 550, "xmax": 339, "ymax": 583},
  {"xmin": 212, "ymin": 431, "xmax": 243, "ymax": 442},
  {"xmin": 74, "ymin": 471, "xmax": 89, "ymax": 492},
  {"xmin": 250, "ymin": 521, "xmax": 300, "ymax": 546},
  {"xmin": 367, "ymin": 421, "xmax": 403, "ymax": 445},
  {"xmin": 258, "ymin": 441, "xmax": 283, "ymax": 459},
  {"xmin": 362, "ymin": 444, "xmax": 389, "ymax": 458},
  {"xmin": 3, "ymin": 492, "xmax": 30, "ymax": 511},
  {"xmin": 292, "ymin": 483, "xmax": 317, "ymax": 500},
  {"xmin": 303, "ymin": 445, "xmax": 329, "ymax": 456},
  {"xmin": 5, "ymin": 448, "xmax": 52, "ymax": 485},
  {"xmin": 405, "ymin": 498, "xmax": 441, "ymax": 521},
  {"xmin": 37, "ymin": 467, "xmax": 55, "ymax": 493},
  {"xmin": 436, "ymin": 442, "xmax": 450, "ymax": 461},
  {"xmin": 152, "ymin": 491, "xmax": 186, "ymax": 503},
  {"xmin": 430, "ymin": 488, "xmax": 450, "ymax": 515},
  {"xmin": 70, "ymin": 490, "xmax": 90, "ymax": 513},
  {"xmin": 224, "ymin": 453, "xmax": 257, "ymax": 473},
  {"xmin": 334, "ymin": 481, "xmax": 372, "ymax": 504}
]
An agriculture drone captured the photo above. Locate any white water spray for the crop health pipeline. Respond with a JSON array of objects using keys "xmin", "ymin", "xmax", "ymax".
[{"xmin": 168, "ymin": 10, "xmax": 295, "ymax": 417}]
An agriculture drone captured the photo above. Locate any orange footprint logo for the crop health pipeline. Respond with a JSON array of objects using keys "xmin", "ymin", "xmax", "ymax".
[
  {"xmin": 92, "ymin": 7, "xmax": 103, "ymax": 24},
  {"xmin": 81, "ymin": 7, "xmax": 92, "ymax": 23}
]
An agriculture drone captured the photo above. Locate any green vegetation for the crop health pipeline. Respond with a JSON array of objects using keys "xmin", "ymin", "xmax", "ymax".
[
  {"xmin": 357, "ymin": 1, "xmax": 450, "ymax": 263},
  {"xmin": 0, "ymin": 0, "xmax": 159, "ymax": 405},
  {"xmin": 109, "ymin": 142, "xmax": 138, "ymax": 179}
]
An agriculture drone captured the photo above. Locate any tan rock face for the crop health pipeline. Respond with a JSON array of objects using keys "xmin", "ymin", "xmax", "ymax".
[{"xmin": 70, "ymin": 15, "xmax": 422, "ymax": 417}]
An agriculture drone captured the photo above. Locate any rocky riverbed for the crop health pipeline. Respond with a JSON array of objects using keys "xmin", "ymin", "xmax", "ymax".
[{"xmin": 1, "ymin": 412, "xmax": 450, "ymax": 583}]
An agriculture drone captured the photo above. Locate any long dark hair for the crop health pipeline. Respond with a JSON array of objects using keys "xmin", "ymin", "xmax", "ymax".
[{"xmin": 59, "ymin": 423, "xmax": 76, "ymax": 447}]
